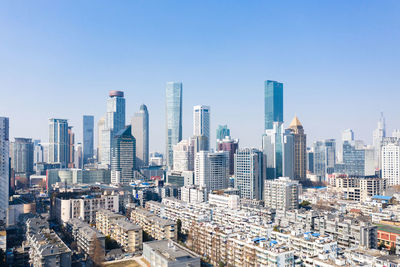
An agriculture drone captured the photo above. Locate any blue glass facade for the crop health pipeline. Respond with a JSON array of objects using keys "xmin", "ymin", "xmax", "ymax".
[
  {"xmin": 83, "ymin": 115, "xmax": 94, "ymax": 164},
  {"xmin": 264, "ymin": 80, "xmax": 283, "ymax": 130},
  {"xmin": 166, "ymin": 82, "xmax": 183, "ymax": 168}
]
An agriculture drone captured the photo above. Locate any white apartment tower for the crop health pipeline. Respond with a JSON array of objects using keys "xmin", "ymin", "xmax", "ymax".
[
  {"xmin": 234, "ymin": 148, "xmax": 264, "ymax": 200},
  {"xmin": 264, "ymin": 177, "xmax": 300, "ymax": 210},
  {"xmin": 195, "ymin": 151, "xmax": 229, "ymax": 191},
  {"xmin": 173, "ymin": 138, "xmax": 195, "ymax": 172},
  {"xmin": 382, "ymin": 137, "xmax": 400, "ymax": 186}
]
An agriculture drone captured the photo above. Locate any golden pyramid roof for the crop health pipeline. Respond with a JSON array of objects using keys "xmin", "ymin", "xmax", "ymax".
[{"xmin": 289, "ymin": 116, "xmax": 302, "ymax": 128}]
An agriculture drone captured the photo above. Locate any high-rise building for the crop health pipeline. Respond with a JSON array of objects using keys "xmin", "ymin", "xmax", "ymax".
[
  {"xmin": 83, "ymin": 115, "xmax": 94, "ymax": 165},
  {"xmin": 287, "ymin": 116, "xmax": 307, "ymax": 181},
  {"xmin": 217, "ymin": 136, "xmax": 239, "ymax": 176},
  {"xmin": 313, "ymin": 139, "xmax": 336, "ymax": 181},
  {"xmin": 262, "ymin": 122, "xmax": 294, "ymax": 180},
  {"xmin": 68, "ymin": 126, "xmax": 75, "ymax": 168},
  {"xmin": 336, "ymin": 141, "xmax": 365, "ymax": 177},
  {"xmin": 342, "ymin": 129, "xmax": 354, "ymax": 143},
  {"xmin": 11, "ymin": 138, "xmax": 34, "ymax": 176},
  {"xmin": 216, "ymin": 125, "xmax": 230, "ymax": 144},
  {"xmin": 131, "ymin": 104, "xmax": 149, "ymax": 168},
  {"xmin": 48, "ymin": 118, "xmax": 69, "ymax": 168},
  {"xmin": 97, "ymin": 116, "xmax": 105, "ymax": 163},
  {"xmin": 101, "ymin": 91, "xmax": 126, "ymax": 167},
  {"xmin": 0, "ymin": 117, "xmax": 9, "ymax": 223},
  {"xmin": 111, "ymin": 126, "xmax": 136, "ymax": 184},
  {"xmin": 264, "ymin": 177, "xmax": 300, "ymax": 211},
  {"xmin": 193, "ymin": 135, "xmax": 209, "ymax": 153},
  {"xmin": 193, "ymin": 105, "xmax": 210, "ymax": 150},
  {"xmin": 307, "ymin": 147, "xmax": 314, "ymax": 173},
  {"xmin": 194, "ymin": 151, "xmax": 229, "ymax": 191},
  {"xmin": 173, "ymin": 138, "xmax": 195, "ymax": 172},
  {"xmin": 373, "ymin": 113, "xmax": 386, "ymax": 169},
  {"xmin": 264, "ymin": 80, "xmax": 283, "ymax": 130},
  {"xmin": 382, "ymin": 137, "xmax": 400, "ymax": 186},
  {"xmin": 234, "ymin": 148, "xmax": 264, "ymax": 200},
  {"xmin": 166, "ymin": 82, "xmax": 183, "ymax": 168},
  {"xmin": 33, "ymin": 140, "xmax": 43, "ymax": 171},
  {"xmin": 74, "ymin": 143, "xmax": 83, "ymax": 169}
]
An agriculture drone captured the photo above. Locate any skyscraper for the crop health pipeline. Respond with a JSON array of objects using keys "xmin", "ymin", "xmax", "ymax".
[
  {"xmin": 264, "ymin": 80, "xmax": 283, "ymax": 130},
  {"xmin": 234, "ymin": 148, "xmax": 264, "ymax": 200},
  {"xmin": 342, "ymin": 129, "xmax": 354, "ymax": 143},
  {"xmin": 313, "ymin": 139, "xmax": 336, "ymax": 181},
  {"xmin": 97, "ymin": 116, "xmax": 105, "ymax": 163},
  {"xmin": 262, "ymin": 122, "xmax": 294, "ymax": 180},
  {"xmin": 216, "ymin": 125, "xmax": 230, "ymax": 141},
  {"xmin": 131, "ymin": 104, "xmax": 149, "ymax": 168},
  {"xmin": 0, "ymin": 117, "xmax": 9, "ymax": 223},
  {"xmin": 287, "ymin": 116, "xmax": 307, "ymax": 181},
  {"xmin": 33, "ymin": 140, "xmax": 43, "ymax": 171},
  {"xmin": 373, "ymin": 113, "xmax": 386, "ymax": 169},
  {"xmin": 216, "ymin": 136, "xmax": 239, "ymax": 175},
  {"xmin": 68, "ymin": 126, "xmax": 75, "ymax": 168},
  {"xmin": 74, "ymin": 143, "xmax": 83, "ymax": 169},
  {"xmin": 101, "ymin": 91, "xmax": 126, "ymax": 167},
  {"xmin": 11, "ymin": 138, "xmax": 34, "ymax": 176},
  {"xmin": 111, "ymin": 126, "xmax": 136, "ymax": 184},
  {"xmin": 166, "ymin": 82, "xmax": 183, "ymax": 168},
  {"xmin": 83, "ymin": 115, "xmax": 94, "ymax": 165},
  {"xmin": 193, "ymin": 105, "xmax": 210, "ymax": 149},
  {"xmin": 194, "ymin": 151, "xmax": 229, "ymax": 191},
  {"xmin": 48, "ymin": 118, "xmax": 69, "ymax": 168}
]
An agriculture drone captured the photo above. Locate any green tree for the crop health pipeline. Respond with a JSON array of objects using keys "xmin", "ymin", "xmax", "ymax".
[
  {"xmin": 273, "ymin": 225, "xmax": 279, "ymax": 232},
  {"xmin": 177, "ymin": 219, "xmax": 183, "ymax": 241},
  {"xmin": 0, "ymin": 249, "xmax": 5, "ymax": 267},
  {"xmin": 389, "ymin": 244, "xmax": 396, "ymax": 255},
  {"xmin": 378, "ymin": 241, "xmax": 386, "ymax": 250},
  {"xmin": 299, "ymin": 200, "xmax": 311, "ymax": 208}
]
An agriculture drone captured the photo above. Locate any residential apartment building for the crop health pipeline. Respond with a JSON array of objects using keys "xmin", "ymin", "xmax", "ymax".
[
  {"xmin": 130, "ymin": 207, "xmax": 177, "ymax": 241},
  {"xmin": 54, "ymin": 192, "xmax": 119, "ymax": 224},
  {"xmin": 96, "ymin": 209, "xmax": 142, "ymax": 252},
  {"xmin": 264, "ymin": 177, "xmax": 300, "ymax": 211},
  {"xmin": 26, "ymin": 217, "xmax": 71, "ymax": 267}
]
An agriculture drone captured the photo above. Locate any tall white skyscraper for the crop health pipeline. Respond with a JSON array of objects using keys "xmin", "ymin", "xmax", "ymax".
[
  {"xmin": 166, "ymin": 82, "xmax": 183, "ymax": 168},
  {"xmin": 194, "ymin": 151, "xmax": 229, "ymax": 192},
  {"xmin": 48, "ymin": 118, "xmax": 69, "ymax": 168},
  {"xmin": 131, "ymin": 104, "xmax": 149, "ymax": 168},
  {"xmin": 0, "ymin": 117, "xmax": 9, "ymax": 223},
  {"xmin": 193, "ymin": 105, "xmax": 210, "ymax": 149},
  {"xmin": 234, "ymin": 148, "xmax": 264, "ymax": 200},
  {"xmin": 101, "ymin": 91, "xmax": 126, "ymax": 167},
  {"xmin": 373, "ymin": 113, "xmax": 386, "ymax": 169},
  {"xmin": 382, "ymin": 137, "xmax": 400, "ymax": 186},
  {"xmin": 342, "ymin": 129, "xmax": 354, "ymax": 143},
  {"xmin": 97, "ymin": 116, "xmax": 105, "ymax": 163}
]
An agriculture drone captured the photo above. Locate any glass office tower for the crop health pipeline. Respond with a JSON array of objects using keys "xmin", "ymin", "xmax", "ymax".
[
  {"xmin": 83, "ymin": 115, "xmax": 94, "ymax": 165},
  {"xmin": 166, "ymin": 82, "xmax": 183, "ymax": 168},
  {"xmin": 264, "ymin": 80, "xmax": 283, "ymax": 130}
]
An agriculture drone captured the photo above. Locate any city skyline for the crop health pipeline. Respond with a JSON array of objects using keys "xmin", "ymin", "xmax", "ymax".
[{"xmin": 1, "ymin": 1, "xmax": 400, "ymax": 153}]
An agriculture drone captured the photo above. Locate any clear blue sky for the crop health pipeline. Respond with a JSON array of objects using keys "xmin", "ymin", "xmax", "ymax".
[{"xmin": 1, "ymin": 0, "xmax": 400, "ymax": 152}]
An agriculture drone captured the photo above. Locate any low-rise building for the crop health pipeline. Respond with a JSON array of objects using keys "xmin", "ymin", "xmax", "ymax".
[
  {"xmin": 26, "ymin": 217, "xmax": 71, "ymax": 267},
  {"xmin": 53, "ymin": 192, "xmax": 119, "ymax": 224},
  {"xmin": 130, "ymin": 207, "xmax": 177, "ymax": 241},
  {"xmin": 66, "ymin": 218, "xmax": 105, "ymax": 256},
  {"xmin": 143, "ymin": 240, "xmax": 201, "ymax": 267},
  {"xmin": 96, "ymin": 209, "xmax": 142, "ymax": 252}
]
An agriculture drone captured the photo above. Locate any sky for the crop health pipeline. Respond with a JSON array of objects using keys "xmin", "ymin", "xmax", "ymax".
[{"xmin": 1, "ymin": 0, "xmax": 400, "ymax": 152}]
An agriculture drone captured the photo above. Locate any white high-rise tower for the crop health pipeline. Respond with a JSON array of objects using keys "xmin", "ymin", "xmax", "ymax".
[{"xmin": 193, "ymin": 105, "xmax": 210, "ymax": 150}]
